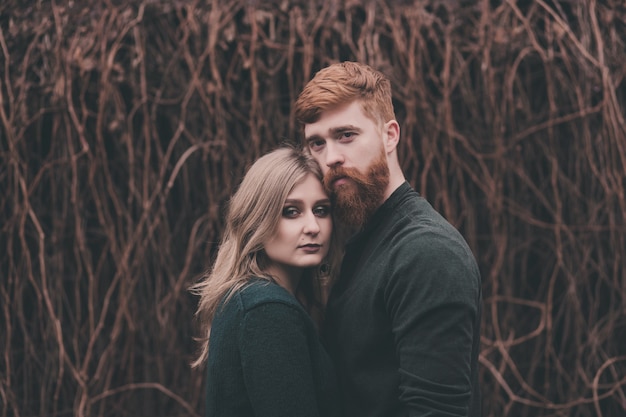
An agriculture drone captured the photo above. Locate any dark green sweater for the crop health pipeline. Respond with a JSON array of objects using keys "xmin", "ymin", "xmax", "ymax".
[
  {"xmin": 205, "ymin": 279, "xmax": 341, "ymax": 417},
  {"xmin": 323, "ymin": 182, "xmax": 482, "ymax": 417}
]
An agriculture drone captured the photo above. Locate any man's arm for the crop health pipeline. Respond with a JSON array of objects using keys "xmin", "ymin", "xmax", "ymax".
[{"xmin": 386, "ymin": 233, "xmax": 481, "ymax": 416}]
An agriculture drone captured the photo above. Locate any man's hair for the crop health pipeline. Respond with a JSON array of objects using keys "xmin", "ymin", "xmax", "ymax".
[{"xmin": 295, "ymin": 61, "xmax": 395, "ymax": 127}]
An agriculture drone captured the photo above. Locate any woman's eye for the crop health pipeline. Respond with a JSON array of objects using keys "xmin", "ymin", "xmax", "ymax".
[
  {"xmin": 313, "ymin": 205, "xmax": 331, "ymax": 217},
  {"xmin": 282, "ymin": 207, "xmax": 300, "ymax": 218}
]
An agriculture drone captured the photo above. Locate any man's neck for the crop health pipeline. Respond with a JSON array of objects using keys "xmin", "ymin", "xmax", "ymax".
[{"xmin": 383, "ymin": 173, "xmax": 406, "ymax": 202}]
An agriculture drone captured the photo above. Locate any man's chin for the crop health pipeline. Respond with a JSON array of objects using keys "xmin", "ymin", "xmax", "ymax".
[{"xmin": 336, "ymin": 176, "xmax": 360, "ymax": 191}]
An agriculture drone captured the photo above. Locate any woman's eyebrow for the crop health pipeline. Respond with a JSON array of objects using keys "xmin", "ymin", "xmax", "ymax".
[
  {"xmin": 315, "ymin": 198, "xmax": 331, "ymax": 205},
  {"xmin": 283, "ymin": 198, "xmax": 330, "ymax": 205},
  {"xmin": 283, "ymin": 199, "xmax": 303, "ymax": 204}
]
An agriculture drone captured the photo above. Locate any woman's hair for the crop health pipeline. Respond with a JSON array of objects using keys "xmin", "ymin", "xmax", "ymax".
[
  {"xmin": 294, "ymin": 61, "xmax": 396, "ymax": 127},
  {"xmin": 190, "ymin": 146, "xmax": 338, "ymax": 367}
]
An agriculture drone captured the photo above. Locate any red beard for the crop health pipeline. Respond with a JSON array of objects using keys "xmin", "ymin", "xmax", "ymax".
[{"xmin": 323, "ymin": 148, "xmax": 389, "ymax": 229}]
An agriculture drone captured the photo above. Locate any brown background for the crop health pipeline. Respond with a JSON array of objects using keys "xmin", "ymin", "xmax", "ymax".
[{"xmin": 1, "ymin": 0, "xmax": 625, "ymax": 416}]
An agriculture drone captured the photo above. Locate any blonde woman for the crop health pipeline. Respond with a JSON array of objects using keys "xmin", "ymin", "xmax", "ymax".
[{"xmin": 191, "ymin": 146, "xmax": 342, "ymax": 417}]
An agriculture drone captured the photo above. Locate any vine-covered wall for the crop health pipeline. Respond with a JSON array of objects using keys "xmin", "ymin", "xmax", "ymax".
[{"xmin": 1, "ymin": 1, "xmax": 625, "ymax": 416}]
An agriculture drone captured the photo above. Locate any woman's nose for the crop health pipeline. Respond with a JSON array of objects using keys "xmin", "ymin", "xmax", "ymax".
[{"xmin": 303, "ymin": 212, "xmax": 321, "ymax": 234}]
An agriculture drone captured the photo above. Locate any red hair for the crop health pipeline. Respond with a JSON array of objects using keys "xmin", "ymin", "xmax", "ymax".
[{"xmin": 295, "ymin": 61, "xmax": 395, "ymax": 128}]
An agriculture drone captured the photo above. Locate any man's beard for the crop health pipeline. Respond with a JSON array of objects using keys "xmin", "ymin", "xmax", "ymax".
[{"xmin": 323, "ymin": 148, "xmax": 389, "ymax": 229}]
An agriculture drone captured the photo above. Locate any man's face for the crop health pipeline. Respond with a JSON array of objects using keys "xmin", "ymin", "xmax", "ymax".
[{"xmin": 303, "ymin": 101, "xmax": 389, "ymax": 228}]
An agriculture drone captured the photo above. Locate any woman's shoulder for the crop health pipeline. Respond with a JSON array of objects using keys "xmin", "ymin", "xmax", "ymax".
[{"xmin": 236, "ymin": 278, "xmax": 301, "ymax": 312}]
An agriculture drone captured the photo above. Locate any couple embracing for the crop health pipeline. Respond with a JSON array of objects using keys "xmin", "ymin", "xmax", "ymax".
[{"xmin": 192, "ymin": 62, "xmax": 482, "ymax": 417}]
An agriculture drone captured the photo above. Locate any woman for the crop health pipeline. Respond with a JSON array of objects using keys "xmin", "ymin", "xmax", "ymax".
[{"xmin": 191, "ymin": 146, "xmax": 342, "ymax": 417}]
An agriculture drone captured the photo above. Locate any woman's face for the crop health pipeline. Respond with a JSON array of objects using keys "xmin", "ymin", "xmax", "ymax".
[{"xmin": 264, "ymin": 173, "xmax": 332, "ymax": 286}]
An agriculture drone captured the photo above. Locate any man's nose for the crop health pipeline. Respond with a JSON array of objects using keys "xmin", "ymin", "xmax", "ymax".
[{"xmin": 325, "ymin": 142, "xmax": 344, "ymax": 168}]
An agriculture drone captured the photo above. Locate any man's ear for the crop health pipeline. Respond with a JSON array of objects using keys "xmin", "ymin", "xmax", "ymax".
[{"xmin": 383, "ymin": 120, "xmax": 400, "ymax": 152}]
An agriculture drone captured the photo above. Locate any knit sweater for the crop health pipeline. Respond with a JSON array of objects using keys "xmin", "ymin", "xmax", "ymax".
[
  {"xmin": 323, "ymin": 182, "xmax": 482, "ymax": 417},
  {"xmin": 205, "ymin": 279, "xmax": 342, "ymax": 417}
]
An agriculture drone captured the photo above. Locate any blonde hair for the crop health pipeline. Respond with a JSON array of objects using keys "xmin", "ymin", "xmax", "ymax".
[
  {"xmin": 295, "ymin": 61, "xmax": 395, "ymax": 128},
  {"xmin": 190, "ymin": 146, "xmax": 337, "ymax": 367}
]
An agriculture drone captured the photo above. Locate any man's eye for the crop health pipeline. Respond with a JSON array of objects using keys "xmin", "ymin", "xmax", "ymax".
[
  {"xmin": 338, "ymin": 131, "xmax": 357, "ymax": 141},
  {"xmin": 313, "ymin": 205, "xmax": 331, "ymax": 217},
  {"xmin": 309, "ymin": 139, "xmax": 325, "ymax": 151},
  {"xmin": 282, "ymin": 207, "xmax": 300, "ymax": 218}
]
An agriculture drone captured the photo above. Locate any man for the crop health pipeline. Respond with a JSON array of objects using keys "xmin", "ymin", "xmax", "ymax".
[{"xmin": 295, "ymin": 61, "xmax": 482, "ymax": 417}]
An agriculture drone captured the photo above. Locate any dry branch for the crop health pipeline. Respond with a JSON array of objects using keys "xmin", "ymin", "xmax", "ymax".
[{"xmin": 1, "ymin": 1, "xmax": 625, "ymax": 416}]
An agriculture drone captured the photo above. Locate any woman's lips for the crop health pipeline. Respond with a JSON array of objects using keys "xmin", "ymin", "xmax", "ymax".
[{"xmin": 299, "ymin": 244, "xmax": 322, "ymax": 253}]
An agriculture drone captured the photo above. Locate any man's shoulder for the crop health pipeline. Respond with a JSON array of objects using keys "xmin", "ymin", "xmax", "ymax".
[
  {"xmin": 386, "ymin": 196, "xmax": 480, "ymax": 269},
  {"xmin": 390, "ymin": 194, "xmax": 460, "ymax": 242}
]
